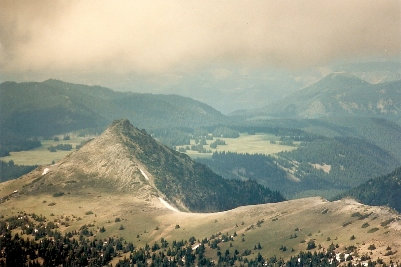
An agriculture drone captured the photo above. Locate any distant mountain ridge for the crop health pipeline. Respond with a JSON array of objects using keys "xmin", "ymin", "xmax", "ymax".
[
  {"xmin": 0, "ymin": 79, "xmax": 227, "ymax": 137},
  {"xmin": 336, "ymin": 167, "xmax": 401, "ymax": 212},
  {"xmin": 259, "ymin": 73, "xmax": 401, "ymax": 120},
  {"xmin": 0, "ymin": 79, "xmax": 228, "ymax": 156},
  {"xmin": 20, "ymin": 119, "xmax": 284, "ymax": 212}
]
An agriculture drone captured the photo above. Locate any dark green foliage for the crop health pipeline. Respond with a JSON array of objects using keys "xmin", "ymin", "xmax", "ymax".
[
  {"xmin": 307, "ymin": 240, "xmax": 316, "ymax": 250},
  {"xmin": 151, "ymin": 128, "xmax": 191, "ymax": 147},
  {"xmin": 336, "ymin": 166, "xmax": 401, "ymax": 212},
  {"xmin": 0, "ymin": 160, "xmax": 37, "ymax": 182},
  {"xmin": 198, "ymin": 135, "xmax": 399, "ymax": 198},
  {"xmin": 307, "ymin": 117, "xmax": 401, "ymax": 162},
  {"xmin": 279, "ymin": 136, "xmax": 399, "ymax": 189},
  {"xmin": 0, "ymin": 129, "xmax": 41, "ymax": 157},
  {"xmin": 381, "ymin": 218, "xmax": 395, "ymax": 227},
  {"xmin": 0, "ymin": 215, "xmax": 133, "ymax": 266},
  {"xmin": 48, "ymin": 144, "xmax": 73, "ymax": 152},
  {"xmin": 112, "ymin": 120, "xmax": 285, "ymax": 212},
  {"xmin": 212, "ymin": 126, "xmax": 240, "ymax": 138},
  {"xmin": 52, "ymin": 192, "xmax": 64, "ymax": 197},
  {"xmin": 0, "ymin": 80, "xmax": 227, "ymax": 155},
  {"xmin": 231, "ymin": 117, "xmax": 401, "ymax": 196},
  {"xmin": 247, "ymin": 116, "xmax": 401, "ymax": 163},
  {"xmin": 197, "ymin": 152, "xmax": 293, "ymax": 194},
  {"xmin": 210, "ymin": 139, "xmax": 226, "ymax": 149},
  {"xmin": 368, "ymin": 228, "xmax": 379, "ymax": 233},
  {"xmin": 343, "ymin": 221, "xmax": 352, "ymax": 227}
]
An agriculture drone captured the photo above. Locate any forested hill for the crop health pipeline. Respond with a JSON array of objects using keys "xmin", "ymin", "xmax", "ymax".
[
  {"xmin": 0, "ymin": 79, "xmax": 227, "ymax": 133},
  {"xmin": 0, "ymin": 79, "xmax": 227, "ymax": 155},
  {"xmin": 336, "ymin": 167, "xmax": 401, "ymax": 212},
  {"xmin": 262, "ymin": 73, "xmax": 401, "ymax": 121}
]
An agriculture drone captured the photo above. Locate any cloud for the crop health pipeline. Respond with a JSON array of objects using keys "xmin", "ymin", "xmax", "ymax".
[{"xmin": 0, "ymin": 0, "xmax": 400, "ymax": 75}]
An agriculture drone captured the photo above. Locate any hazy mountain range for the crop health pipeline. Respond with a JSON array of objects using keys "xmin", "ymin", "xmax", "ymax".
[
  {"xmin": 240, "ymin": 73, "xmax": 401, "ymax": 122},
  {"xmin": 0, "ymin": 79, "xmax": 227, "ymax": 138}
]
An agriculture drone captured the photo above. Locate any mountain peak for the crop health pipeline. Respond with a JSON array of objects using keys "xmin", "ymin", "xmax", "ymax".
[
  {"xmin": 110, "ymin": 118, "xmax": 131, "ymax": 128},
  {"xmin": 319, "ymin": 72, "xmax": 367, "ymax": 85},
  {"xmin": 19, "ymin": 119, "xmax": 284, "ymax": 212},
  {"xmin": 109, "ymin": 119, "xmax": 137, "ymax": 135}
]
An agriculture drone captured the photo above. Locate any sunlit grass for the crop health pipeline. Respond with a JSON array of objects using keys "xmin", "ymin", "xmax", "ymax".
[
  {"xmin": 179, "ymin": 133, "xmax": 299, "ymax": 158},
  {"xmin": 0, "ymin": 134, "xmax": 95, "ymax": 165}
]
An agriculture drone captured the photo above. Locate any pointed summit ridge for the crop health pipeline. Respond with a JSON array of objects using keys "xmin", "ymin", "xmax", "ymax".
[{"xmin": 23, "ymin": 119, "xmax": 158, "ymax": 200}]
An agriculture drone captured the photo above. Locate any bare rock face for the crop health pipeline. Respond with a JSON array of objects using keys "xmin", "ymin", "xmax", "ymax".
[{"xmin": 25, "ymin": 120, "xmax": 159, "ymax": 199}]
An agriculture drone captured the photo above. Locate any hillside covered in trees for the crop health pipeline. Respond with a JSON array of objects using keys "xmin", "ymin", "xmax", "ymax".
[
  {"xmin": 198, "ymin": 134, "xmax": 399, "ymax": 199},
  {"xmin": 336, "ymin": 167, "xmax": 401, "ymax": 212},
  {"xmin": 0, "ymin": 80, "xmax": 227, "ymax": 156}
]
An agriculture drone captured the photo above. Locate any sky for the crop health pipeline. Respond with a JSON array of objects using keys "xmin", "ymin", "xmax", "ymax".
[{"xmin": 1, "ymin": 0, "xmax": 400, "ymax": 111}]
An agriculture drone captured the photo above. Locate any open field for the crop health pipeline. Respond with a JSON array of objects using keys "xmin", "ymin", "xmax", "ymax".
[
  {"xmin": 178, "ymin": 133, "xmax": 299, "ymax": 158},
  {"xmin": 0, "ymin": 134, "xmax": 95, "ymax": 165}
]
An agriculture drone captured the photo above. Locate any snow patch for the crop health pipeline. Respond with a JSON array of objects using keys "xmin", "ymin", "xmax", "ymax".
[
  {"xmin": 42, "ymin": 168, "xmax": 49, "ymax": 175},
  {"xmin": 192, "ymin": 244, "xmax": 200, "ymax": 250},
  {"xmin": 139, "ymin": 169, "xmax": 149, "ymax": 180},
  {"xmin": 158, "ymin": 197, "xmax": 179, "ymax": 212},
  {"xmin": 335, "ymin": 253, "xmax": 350, "ymax": 262}
]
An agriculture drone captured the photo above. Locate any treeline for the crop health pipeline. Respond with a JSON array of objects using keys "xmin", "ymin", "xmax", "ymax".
[
  {"xmin": 48, "ymin": 144, "xmax": 73, "ymax": 152},
  {"xmin": 231, "ymin": 124, "xmax": 322, "ymax": 142},
  {"xmin": 152, "ymin": 126, "xmax": 240, "ymax": 148},
  {"xmin": 336, "ymin": 166, "xmax": 401, "ymax": 212},
  {"xmin": 0, "ymin": 130, "xmax": 41, "ymax": 157},
  {"xmin": 152, "ymin": 124, "xmax": 320, "ymax": 150},
  {"xmin": 0, "ymin": 160, "xmax": 36, "ymax": 182}
]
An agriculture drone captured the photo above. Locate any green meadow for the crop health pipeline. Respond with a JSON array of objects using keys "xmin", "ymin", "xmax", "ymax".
[
  {"xmin": 178, "ymin": 133, "xmax": 299, "ymax": 158},
  {"xmin": 0, "ymin": 135, "xmax": 94, "ymax": 166}
]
